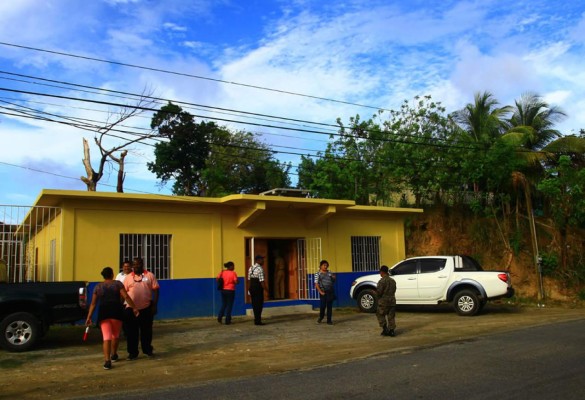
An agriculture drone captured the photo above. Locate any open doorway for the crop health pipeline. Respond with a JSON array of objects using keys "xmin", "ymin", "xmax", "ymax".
[
  {"xmin": 245, "ymin": 237, "xmax": 321, "ymax": 303},
  {"xmin": 245, "ymin": 238, "xmax": 298, "ymax": 301}
]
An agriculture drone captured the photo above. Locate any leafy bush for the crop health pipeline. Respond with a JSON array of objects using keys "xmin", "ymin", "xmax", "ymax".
[{"xmin": 539, "ymin": 251, "xmax": 559, "ymax": 277}]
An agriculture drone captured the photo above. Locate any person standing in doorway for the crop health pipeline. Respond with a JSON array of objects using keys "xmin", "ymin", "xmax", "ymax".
[
  {"xmin": 315, "ymin": 260, "xmax": 336, "ymax": 325},
  {"xmin": 116, "ymin": 260, "xmax": 132, "ymax": 283},
  {"xmin": 248, "ymin": 255, "xmax": 268, "ymax": 325},
  {"xmin": 217, "ymin": 261, "xmax": 238, "ymax": 325},
  {"xmin": 273, "ymin": 249, "xmax": 286, "ymax": 299},
  {"xmin": 376, "ymin": 265, "xmax": 397, "ymax": 337},
  {"xmin": 123, "ymin": 257, "xmax": 160, "ymax": 359},
  {"xmin": 86, "ymin": 267, "xmax": 139, "ymax": 370}
]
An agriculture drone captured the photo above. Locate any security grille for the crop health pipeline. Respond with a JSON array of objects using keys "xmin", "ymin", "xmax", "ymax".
[
  {"xmin": 351, "ymin": 236, "xmax": 381, "ymax": 272},
  {"xmin": 297, "ymin": 238, "xmax": 321, "ymax": 300},
  {"xmin": 119, "ymin": 234, "xmax": 171, "ymax": 279},
  {"xmin": 0, "ymin": 205, "xmax": 61, "ymax": 282}
]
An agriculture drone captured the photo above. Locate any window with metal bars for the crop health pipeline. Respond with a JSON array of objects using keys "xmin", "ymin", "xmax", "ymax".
[
  {"xmin": 119, "ymin": 234, "xmax": 171, "ymax": 279},
  {"xmin": 350, "ymin": 236, "xmax": 381, "ymax": 272}
]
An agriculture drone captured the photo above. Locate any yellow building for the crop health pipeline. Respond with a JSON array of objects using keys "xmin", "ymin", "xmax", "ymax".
[{"xmin": 21, "ymin": 189, "xmax": 422, "ymax": 318}]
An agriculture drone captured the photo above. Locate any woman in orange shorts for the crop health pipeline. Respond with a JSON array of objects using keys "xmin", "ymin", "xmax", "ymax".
[{"xmin": 86, "ymin": 267, "xmax": 139, "ymax": 370}]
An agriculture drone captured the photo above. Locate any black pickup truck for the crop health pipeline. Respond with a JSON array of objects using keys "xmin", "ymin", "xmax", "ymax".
[{"xmin": 0, "ymin": 281, "xmax": 88, "ymax": 352}]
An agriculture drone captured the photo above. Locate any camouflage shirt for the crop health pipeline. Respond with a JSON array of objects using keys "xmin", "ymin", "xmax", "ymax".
[{"xmin": 377, "ymin": 275, "xmax": 396, "ymax": 305}]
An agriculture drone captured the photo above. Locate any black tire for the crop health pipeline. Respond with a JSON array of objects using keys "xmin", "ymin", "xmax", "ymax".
[
  {"xmin": 0, "ymin": 312, "xmax": 40, "ymax": 352},
  {"xmin": 357, "ymin": 288, "xmax": 378, "ymax": 313},
  {"xmin": 453, "ymin": 290, "xmax": 480, "ymax": 316},
  {"xmin": 478, "ymin": 300, "xmax": 487, "ymax": 312}
]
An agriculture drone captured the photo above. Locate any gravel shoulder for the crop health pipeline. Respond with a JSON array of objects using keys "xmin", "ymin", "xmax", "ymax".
[{"xmin": 1, "ymin": 303, "xmax": 584, "ymax": 399}]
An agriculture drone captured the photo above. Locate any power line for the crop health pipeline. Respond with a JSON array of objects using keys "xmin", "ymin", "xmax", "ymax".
[
  {"xmin": 0, "ymin": 86, "xmax": 486, "ymax": 152},
  {"xmin": 0, "ymin": 70, "xmax": 499, "ymax": 151},
  {"xmin": 0, "ymin": 71, "xmax": 340, "ymax": 133},
  {"xmin": 0, "ymin": 42, "xmax": 393, "ymax": 112},
  {"xmin": 0, "ymin": 94, "xmax": 332, "ymax": 147},
  {"xmin": 0, "ymin": 103, "xmax": 474, "ymax": 180},
  {"xmin": 1, "ymin": 97, "xmax": 534, "ymax": 193},
  {"xmin": 2, "ymin": 86, "xmax": 543, "ymax": 184},
  {"xmin": 0, "ymin": 102, "xmax": 323, "ymax": 160}
]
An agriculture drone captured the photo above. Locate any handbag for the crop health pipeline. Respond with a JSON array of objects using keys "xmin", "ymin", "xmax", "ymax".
[{"xmin": 217, "ymin": 273, "xmax": 224, "ymax": 291}]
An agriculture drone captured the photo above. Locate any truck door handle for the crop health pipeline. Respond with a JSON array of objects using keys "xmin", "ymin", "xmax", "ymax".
[{"xmin": 407, "ymin": 277, "xmax": 416, "ymax": 280}]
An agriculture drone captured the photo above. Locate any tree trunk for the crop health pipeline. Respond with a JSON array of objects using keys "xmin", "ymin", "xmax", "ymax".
[
  {"xmin": 115, "ymin": 150, "xmax": 128, "ymax": 193},
  {"xmin": 81, "ymin": 138, "xmax": 98, "ymax": 191}
]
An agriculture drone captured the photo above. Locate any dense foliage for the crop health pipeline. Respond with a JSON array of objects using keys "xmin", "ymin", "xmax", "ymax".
[
  {"xmin": 296, "ymin": 92, "xmax": 585, "ymax": 288},
  {"xmin": 148, "ymin": 102, "xmax": 290, "ymax": 196}
]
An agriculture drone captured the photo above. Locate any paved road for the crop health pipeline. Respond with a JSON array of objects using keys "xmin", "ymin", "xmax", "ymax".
[{"xmin": 83, "ymin": 318, "xmax": 585, "ymax": 400}]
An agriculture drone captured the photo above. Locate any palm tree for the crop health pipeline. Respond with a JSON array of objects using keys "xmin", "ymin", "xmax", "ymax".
[
  {"xmin": 453, "ymin": 91, "xmax": 511, "ymax": 144},
  {"xmin": 453, "ymin": 91, "xmax": 512, "ymax": 192},
  {"xmin": 506, "ymin": 92, "xmax": 566, "ymax": 150},
  {"xmin": 500, "ymin": 92, "xmax": 567, "ymax": 186},
  {"xmin": 504, "ymin": 94, "xmax": 585, "ymax": 283}
]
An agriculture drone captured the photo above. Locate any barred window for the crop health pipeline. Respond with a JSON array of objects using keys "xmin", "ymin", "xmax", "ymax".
[
  {"xmin": 351, "ymin": 236, "xmax": 381, "ymax": 272},
  {"xmin": 119, "ymin": 234, "xmax": 171, "ymax": 279}
]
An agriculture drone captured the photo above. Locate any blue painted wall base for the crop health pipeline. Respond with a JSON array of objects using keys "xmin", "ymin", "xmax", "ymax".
[{"xmin": 86, "ymin": 271, "xmax": 376, "ymax": 321}]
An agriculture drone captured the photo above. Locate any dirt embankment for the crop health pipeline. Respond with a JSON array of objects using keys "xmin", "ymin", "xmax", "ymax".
[
  {"xmin": 406, "ymin": 208, "xmax": 585, "ymax": 302},
  {"xmin": 1, "ymin": 304, "xmax": 584, "ymax": 399}
]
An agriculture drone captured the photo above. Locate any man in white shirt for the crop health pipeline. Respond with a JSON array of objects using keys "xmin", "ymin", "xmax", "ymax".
[
  {"xmin": 248, "ymin": 255, "xmax": 268, "ymax": 325},
  {"xmin": 116, "ymin": 260, "xmax": 132, "ymax": 283}
]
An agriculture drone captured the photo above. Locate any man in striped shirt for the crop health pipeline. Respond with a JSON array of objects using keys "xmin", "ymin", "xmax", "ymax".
[
  {"xmin": 315, "ymin": 260, "xmax": 336, "ymax": 325},
  {"xmin": 248, "ymin": 255, "xmax": 268, "ymax": 325}
]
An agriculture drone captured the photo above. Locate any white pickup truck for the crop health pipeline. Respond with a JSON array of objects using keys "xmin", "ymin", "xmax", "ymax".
[{"xmin": 349, "ymin": 255, "xmax": 514, "ymax": 316}]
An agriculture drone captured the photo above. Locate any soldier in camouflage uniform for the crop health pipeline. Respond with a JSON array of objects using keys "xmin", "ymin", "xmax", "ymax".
[{"xmin": 376, "ymin": 265, "xmax": 396, "ymax": 337}]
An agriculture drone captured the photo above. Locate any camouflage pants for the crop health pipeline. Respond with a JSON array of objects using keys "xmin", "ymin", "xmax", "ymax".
[{"xmin": 376, "ymin": 301, "xmax": 396, "ymax": 329}]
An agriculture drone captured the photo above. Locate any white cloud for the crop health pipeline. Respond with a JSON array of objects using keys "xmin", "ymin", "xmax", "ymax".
[{"xmin": 163, "ymin": 22, "xmax": 187, "ymax": 32}]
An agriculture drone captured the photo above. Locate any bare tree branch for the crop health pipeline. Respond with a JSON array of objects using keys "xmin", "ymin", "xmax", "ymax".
[{"xmin": 81, "ymin": 87, "xmax": 159, "ymax": 191}]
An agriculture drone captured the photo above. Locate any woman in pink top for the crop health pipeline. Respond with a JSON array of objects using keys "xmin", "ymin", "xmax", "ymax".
[{"xmin": 217, "ymin": 261, "xmax": 238, "ymax": 325}]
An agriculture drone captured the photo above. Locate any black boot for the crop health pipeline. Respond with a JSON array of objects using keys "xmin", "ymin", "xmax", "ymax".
[
  {"xmin": 380, "ymin": 324, "xmax": 388, "ymax": 336},
  {"xmin": 387, "ymin": 329, "xmax": 396, "ymax": 337}
]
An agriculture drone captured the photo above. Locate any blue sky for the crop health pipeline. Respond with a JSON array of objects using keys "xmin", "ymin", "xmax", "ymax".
[{"xmin": 1, "ymin": 0, "xmax": 584, "ymax": 205}]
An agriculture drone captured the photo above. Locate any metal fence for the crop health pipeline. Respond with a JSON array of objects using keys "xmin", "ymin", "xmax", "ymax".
[{"xmin": 0, "ymin": 205, "xmax": 61, "ymax": 283}]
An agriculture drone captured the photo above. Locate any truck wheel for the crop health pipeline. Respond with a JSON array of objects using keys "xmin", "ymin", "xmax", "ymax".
[
  {"xmin": 0, "ymin": 312, "xmax": 40, "ymax": 352},
  {"xmin": 453, "ymin": 290, "xmax": 480, "ymax": 316},
  {"xmin": 357, "ymin": 289, "xmax": 378, "ymax": 313}
]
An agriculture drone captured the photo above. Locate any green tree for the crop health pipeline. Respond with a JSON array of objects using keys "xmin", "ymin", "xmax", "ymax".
[
  {"xmin": 453, "ymin": 91, "xmax": 511, "ymax": 145},
  {"xmin": 502, "ymin": 93, "xmax": 568, "ymax": 186},
  {"xmin": 541, "ymin": 134, "xmax": 585, "ymax": 168},
  {"xmin": 506, "ymin": 92, "xmax": 566, "ymax": 150},
  {"xmin": 453, "ymin": 91, "xmax": 512, "ymax": 193},
  {"xmin": 148, "ymin": 102, "xmax": 212, "ymax": 195},
  {"xmin": 298, "ymin": 96, "xmax": 462, "ymax": 206},
  {"xmin": 538, "ymin": 155, "xmax": 585, "ymax": 271},
  {"xmin": 381, "ymin": 96, "xmax": 457, "ymax": 206},
  {"xmin": 297, "ymin": 150, "xmax": 360, "ymax": 201},
  {"xmin": 297, "ymin": 114, "xmax": 389, "ymax": 204},
  {"xmin": 204, "ymin": 130, "xmax": 291, "ymax": 196},
  {"xmin": 148, "ymin": 103, "xmax": 290, "ymax": 196}
]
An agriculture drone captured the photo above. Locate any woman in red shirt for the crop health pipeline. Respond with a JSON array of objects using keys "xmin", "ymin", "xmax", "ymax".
[{"xmin": 217, "ymin": 261, "xmax": 239, "ymax": 325}]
